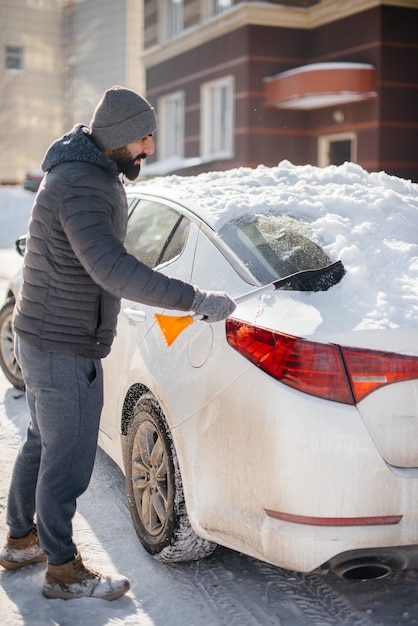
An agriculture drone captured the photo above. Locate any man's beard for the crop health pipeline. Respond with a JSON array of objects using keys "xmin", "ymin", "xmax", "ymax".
[{"xmin": 111, "ymin": 147, "xmax": 147, "ymax": 180}]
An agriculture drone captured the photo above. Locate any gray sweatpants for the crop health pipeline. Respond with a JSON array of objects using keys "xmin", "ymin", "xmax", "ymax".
[{"xmin": 7, "ymin": 335, "xmax": 103, "ymax": 565}]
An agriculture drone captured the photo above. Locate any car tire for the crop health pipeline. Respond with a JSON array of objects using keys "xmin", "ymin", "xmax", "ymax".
[
  {"xmin": 125, "ymin": 395, "xmax": 216, "ymax": 562},
  {"xmin": 0, "ymin": 298, "xmax": 24, "ymax": 390}
]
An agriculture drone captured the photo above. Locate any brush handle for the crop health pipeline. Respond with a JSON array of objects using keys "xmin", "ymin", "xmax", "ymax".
[
  {"xmin": 235, "ymin": 282, "xmax": 276, "ymax": 304},
  {"xmin": 191, "ymin": 283, "xmax": 275, "ymax": 322},
  {"xmin": 191, "ymin": 261, "xmax": 344, "ymax": 321}
]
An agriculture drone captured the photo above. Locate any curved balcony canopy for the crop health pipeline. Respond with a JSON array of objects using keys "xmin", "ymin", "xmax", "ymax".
[{"xmin": 264, "ymin": 62, "xmax": 377, "ymax": 110}]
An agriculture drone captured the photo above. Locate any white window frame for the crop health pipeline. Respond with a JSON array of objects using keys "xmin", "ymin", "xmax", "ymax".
[
  {"xmin": 207, "ymin": 0, "xmax": 233, "ymax": 18},
  {"xmin": 201, "ymin": 76, "xmax": 234, "ymax": 160},
  {"xmin": 160, "ymin": 0, "xmax": 183, "ymax": 41},
  {"xmin": 318, "ymin": 132, "xmax": 357, "ymax": 167},
  {"xmin": 158, "ymin": 91, "xmax": 185, "ymax": 160}
]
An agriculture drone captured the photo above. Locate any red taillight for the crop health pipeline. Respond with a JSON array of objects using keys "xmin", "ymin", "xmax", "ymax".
[
  {"xmin": 341, "ymin": 346, "xmax": 418, "ymax": 403},
  {"xmin": 225, "ymin": 319, "xmax": 418, "ymax": 405},
  {"xmin": 226, "ymin": 319, "xmax": 354, "ymax": 404}
]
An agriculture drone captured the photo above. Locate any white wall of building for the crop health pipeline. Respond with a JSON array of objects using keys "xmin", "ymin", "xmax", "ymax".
[
  {"xmin": 0, "ymin": 0, "xmax": 145, "ymax": 185},
  {"xmin": 0, "ymin": 0, "xmax": 64, "ymax": 184}
]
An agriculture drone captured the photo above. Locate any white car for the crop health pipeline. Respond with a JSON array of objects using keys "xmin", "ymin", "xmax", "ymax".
[{"xmin": 2, "ymin": 163, "xmax": 418, "ymax": 581}]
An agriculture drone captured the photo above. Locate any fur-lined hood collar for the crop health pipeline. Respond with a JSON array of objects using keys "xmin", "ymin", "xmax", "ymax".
[{"xmin": 41, "ymin": 123, "xmax": 119, "ymax": 177}]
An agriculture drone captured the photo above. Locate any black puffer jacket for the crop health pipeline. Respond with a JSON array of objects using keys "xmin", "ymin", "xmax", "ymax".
[{"xmin": 13, "ymin": 124, "xmax": 195, "ymax": 358}]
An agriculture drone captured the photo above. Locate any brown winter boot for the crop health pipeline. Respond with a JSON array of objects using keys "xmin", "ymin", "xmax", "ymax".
[
  {"xmin": 42, "ymin": 551, "xmax": 130, "ymax": 601},
  {"xmin": 0, "ymin": 527, "xmax": 47, "ymax": 570}
]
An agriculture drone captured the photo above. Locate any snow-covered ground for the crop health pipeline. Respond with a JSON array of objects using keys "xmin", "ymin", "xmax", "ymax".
[{"xmin": 1, "ymin": 165, "xmax": 418, "ymax": 624}]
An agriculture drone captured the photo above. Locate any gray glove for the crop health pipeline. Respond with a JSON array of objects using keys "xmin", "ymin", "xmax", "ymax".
[{"xmin": 192, "ymin": 289, "xmax": 237, "ymax": 323}]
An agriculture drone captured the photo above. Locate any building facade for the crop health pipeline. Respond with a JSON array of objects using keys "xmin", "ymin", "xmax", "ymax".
[
  {"xmin": 1, "ymin": 0, "xmax": 417, "ymax": 185},
  {"xmin": 0, "ymin": 0, "xmax": 144, "ymax": 185},
  {"xmin": 142, "ymin": 0, "xmax": 418, "ymax": 182},
  {"xmin": 0, "ymin": 0, "xmax": 63, "ymax": 185}
]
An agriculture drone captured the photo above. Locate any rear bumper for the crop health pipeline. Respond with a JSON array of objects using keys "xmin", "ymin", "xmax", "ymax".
[{"xmin": 185, "ymin": 359, "xmax": 418, "ymax": 573}]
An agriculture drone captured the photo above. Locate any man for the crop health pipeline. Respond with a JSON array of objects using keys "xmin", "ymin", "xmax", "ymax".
[{"xmin": 0, "ymin": 86, "xmax": 236, "ymax": 600}]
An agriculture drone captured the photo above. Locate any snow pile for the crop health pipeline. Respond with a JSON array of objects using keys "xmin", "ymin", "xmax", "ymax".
[
  {"xmin": 138, "ymin": 161, "xmax": 418, "ymax": 330},
  {"xmin": 139, "ymin": 160, "xmax": 418, "ymax": 229}
]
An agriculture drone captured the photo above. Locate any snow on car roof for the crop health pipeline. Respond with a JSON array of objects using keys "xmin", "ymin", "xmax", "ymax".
[
  {"xmin": 135, "ymin": 160, "xmax": 418, "ymax": 331},
  {"xmin": 136, "ymin": 159, "xmax": 417, "ymax": 230}
]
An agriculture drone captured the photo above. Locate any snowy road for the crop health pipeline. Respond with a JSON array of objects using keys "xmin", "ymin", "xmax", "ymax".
[{"xmin": 1, "ymin": 256, "xmax": 418, "ymax": 625}]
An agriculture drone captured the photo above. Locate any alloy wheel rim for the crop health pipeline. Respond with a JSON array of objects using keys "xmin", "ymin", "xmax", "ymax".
[{"xmin": 131, "ymin": 419, "xmax": 169, "ymax": 536}]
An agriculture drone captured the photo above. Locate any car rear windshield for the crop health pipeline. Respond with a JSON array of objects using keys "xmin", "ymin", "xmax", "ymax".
[{"xmin": 218, "ymin": 213, "xmax": 331, "ymax": 284}]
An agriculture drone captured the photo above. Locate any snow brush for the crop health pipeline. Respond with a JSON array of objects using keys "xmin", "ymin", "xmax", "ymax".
[{"xmin": 155, "ymin": 260, "xmax": 345, "ymax": 347}]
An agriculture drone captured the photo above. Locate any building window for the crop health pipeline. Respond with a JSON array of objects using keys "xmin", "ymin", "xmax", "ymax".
[
  {"xmin": 318, "ymin": 132, "xmax": 357, "ymax": 167},
  {"xmin": 201, "ymin": 76, "xmax": 234, "ymax": 160},
  {"xmin": 5, "ymin": 45, "xmax": 24, "ymax": 71},
  {"xmin": 208, "ymin": 0, "xmax": 232, "ymax": 17},
  {"xmin": 162, "ymin": 0, "xmax": 183, "ymax": 40},
  {"xmin": 158, "ymin": 92, "xmax": 185, "ymax": 160}
]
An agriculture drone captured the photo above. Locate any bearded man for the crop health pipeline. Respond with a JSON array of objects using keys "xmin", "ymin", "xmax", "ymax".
[{"xmin": 0, "ymin": 86, "xmax": 236, "ymax": 600}]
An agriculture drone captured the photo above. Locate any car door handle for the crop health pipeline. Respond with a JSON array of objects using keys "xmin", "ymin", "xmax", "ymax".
[{"xmin": 123, "ymin": 308, "xmax": 147, "ymax": 323}]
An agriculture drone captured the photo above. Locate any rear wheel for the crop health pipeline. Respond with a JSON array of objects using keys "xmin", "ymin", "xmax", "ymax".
[
  {"xmin": 0, "ymin": 298, "xmax": 24, "ymax": 390},
  {"xmin": 125, "ymin": 395, "xmax": 216, "ymax": 562}
]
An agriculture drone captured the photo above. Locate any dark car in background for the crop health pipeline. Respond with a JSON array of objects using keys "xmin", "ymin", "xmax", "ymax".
[{"xmin": 23, "ymin": 168, "xmax": 44, "ymax": 192}]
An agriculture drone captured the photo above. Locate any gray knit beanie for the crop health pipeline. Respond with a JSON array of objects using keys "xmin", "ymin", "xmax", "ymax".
[{"xmin": 89, "ymin": 85, "xmax": 157, "ymax": 150}]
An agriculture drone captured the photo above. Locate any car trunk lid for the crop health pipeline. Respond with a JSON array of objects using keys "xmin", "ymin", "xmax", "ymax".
[{"xmin": 232, "ymin": 293, "xmax": 418, "ymax": 469}]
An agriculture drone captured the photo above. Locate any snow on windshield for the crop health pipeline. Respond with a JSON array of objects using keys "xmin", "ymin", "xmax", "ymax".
[{"xmin": 137, "ymin": 161, "xmax": 418, "ymax": 331}]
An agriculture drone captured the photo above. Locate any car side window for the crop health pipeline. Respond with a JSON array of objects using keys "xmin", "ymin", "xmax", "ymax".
[{"xmin": 125, "ymin": 200, "xmax": 190, "ymax": 269}]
